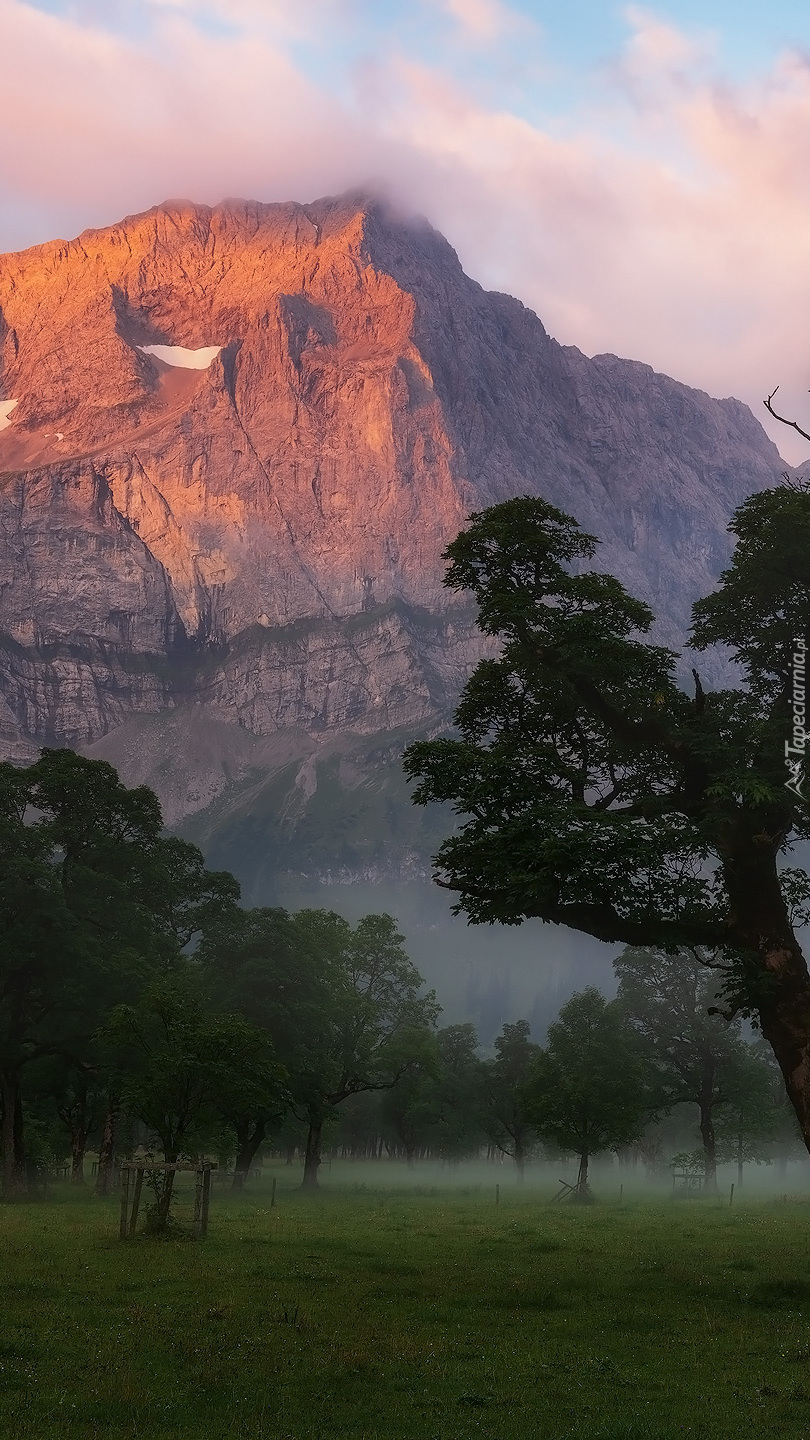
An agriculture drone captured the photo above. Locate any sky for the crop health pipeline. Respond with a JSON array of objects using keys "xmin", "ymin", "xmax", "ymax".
[{"xmin": 3, "ymin": 0, "xmax": 810, "ymax": 460}]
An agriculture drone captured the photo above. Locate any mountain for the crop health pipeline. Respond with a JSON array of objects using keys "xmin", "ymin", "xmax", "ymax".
[{"xmin": 0, "ymin": 192, "xmax": 787, "ymax": 900}]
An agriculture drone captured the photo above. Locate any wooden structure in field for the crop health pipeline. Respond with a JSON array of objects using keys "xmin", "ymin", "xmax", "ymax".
[
  {"xmin": 118, "ymin": 1161, "xmax": 213, "ymax": 1240},
  {"xmin": 671, "ymin": 1167, "xmax": 704, "ymax": 1196}
]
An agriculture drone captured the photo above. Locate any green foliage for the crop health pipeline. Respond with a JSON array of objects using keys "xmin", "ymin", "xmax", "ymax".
[
  {"xmin": 421, "ymin": 1023, "xmax": 486, "ymax": 1160},
  {"xmin": 614, "ymin": 947, "xmax": 747, "ymax": 1105},
  {"xmin": 614, "ymin": 947, "xmax": 791, "ymax": 1182},
  {"xmin": 5, "ymin": 742, "xmax": 796, "ymax": 1208},
  {"xmin": 714, "ymin": 1040, "xmax": 795, "ymax": 1172},
  {"xmin": 0, "ymin": 749, "xmax": 246, "ymax": 1195},
  {"xmin": 375, "ymin": 1022, "xmax": 486, "ymax": 1163},
  {"xmin": 403, "ymin": 488, "xmax": 809, "ymax": 956},
  {"xmin": 670, "ymin": 1149, "xmax": 706, "ymax": 1179},
  {"xmin": 137, "ymin": 835, "xmax": 240, "ymax": 951},
  {"xmin": 197, "ymin": 906, "xmax": 333, "ymax": 1097},
  {"xmin": 0, "ymin": 747, "xmax": 441, "ymax": 1199},
  {"xmin": 403, "ymin": 487, "xmax": 810, "ymax": 1160},
  {"xmin": 481, "ymin": 1019, "xmax": 539, "ymax": 1173},
  {"xmin": 197, "ymin": 905, "xmax": 439, "ymax": 1185},
  {"xmin": 523, "ymin": 989, "xmax": 656, "ymax": 1184},
  {"xmin": 107, "ymin": 972, "xmax": 286, "ymax": 1164},
  {"xmin": 690, "ymin": 486, "xmax": 810, "ymax": 695}
]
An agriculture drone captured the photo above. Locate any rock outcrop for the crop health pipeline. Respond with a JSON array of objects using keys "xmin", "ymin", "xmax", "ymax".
[{"xmin": 0, "ymin": 192, "xmax": 787, "ymax": 826}]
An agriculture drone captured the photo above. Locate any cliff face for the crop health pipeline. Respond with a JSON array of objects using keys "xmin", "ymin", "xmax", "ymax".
[{"xmin": 0, "ymin": 193, "xmax": 786, "ymax": 811}]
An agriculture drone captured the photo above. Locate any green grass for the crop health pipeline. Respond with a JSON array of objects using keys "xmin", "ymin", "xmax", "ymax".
[{"xmin": 3, "ymin": 1168, "xmax": 810, "ymax": 1438}]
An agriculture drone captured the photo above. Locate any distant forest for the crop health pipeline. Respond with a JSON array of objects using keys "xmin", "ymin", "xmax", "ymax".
[{"xmin": 2, "ymin": 748, "xmax": 799, "ymax": 1215}]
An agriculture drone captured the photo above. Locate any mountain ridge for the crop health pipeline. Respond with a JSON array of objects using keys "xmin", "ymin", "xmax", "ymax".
[{"xmin": 0, "ymin": 192, "xmax": 788, "ymax": 846}]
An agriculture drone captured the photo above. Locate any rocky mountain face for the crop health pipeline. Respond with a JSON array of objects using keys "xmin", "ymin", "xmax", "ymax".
[{"xmin": 0, "ymin": 192, "xmax": 787, "ymax": 877}]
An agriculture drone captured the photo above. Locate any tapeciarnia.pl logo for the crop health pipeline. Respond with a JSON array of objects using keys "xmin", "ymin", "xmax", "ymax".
[{"xmin": 786, "ymin": 636, "xmax": 807, "ymax": 798}]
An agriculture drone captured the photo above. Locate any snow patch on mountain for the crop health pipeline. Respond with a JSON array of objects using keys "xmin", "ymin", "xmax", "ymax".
[{"xmin": 139, "ymin": 344, "xmax": 221, "ymax": 369}]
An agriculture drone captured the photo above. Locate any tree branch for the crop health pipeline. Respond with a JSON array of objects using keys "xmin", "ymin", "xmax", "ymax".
[
  {"xmin": 514, "ymin": 633, "xmax": 709, "ymax": 802},
  {"xmin": 764, "ymin": 387, "xmax": 810, "ymax": 444},
  {"xmin": 435, "ymin": 874, "xmax": 727, "ymax": 948}
]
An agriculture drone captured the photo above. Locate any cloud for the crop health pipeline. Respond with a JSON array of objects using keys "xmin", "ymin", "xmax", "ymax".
[
  {"xmin": 436, "ymin": 0, "xmax": 515, "ymax": 43},
  {"xmin": 0, "ymin": 0, "xmax": 376, "ymax": 232},
  {"xmin": 1, "ymin": 0, "xmax": 810, "ymax": 461},
  {"xmin": 620, "ymin": 4, "xmax": 714, "ymax": 85}
]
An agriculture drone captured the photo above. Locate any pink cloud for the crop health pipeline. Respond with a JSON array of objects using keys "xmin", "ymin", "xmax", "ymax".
[
  {"xmin": 620, "ymin": 4, "xmax": 714, "ymax": 85},
  {"xmin": 436, "ymin": 0, "xmax": 520, "ymax": 43}
]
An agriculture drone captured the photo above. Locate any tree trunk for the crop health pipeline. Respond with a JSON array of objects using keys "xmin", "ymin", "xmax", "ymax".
[
  {"xmin": 737, "ymin": 1131, "xmax": 744, "ymax": 1188},
  {"xmin": 156, "ymin": 1145, "xmax": 179, "ymax": 1223},
  {"xmin": 1, "ymin": 1072, "xmax": 22, "ymax": 1198},
  {"xmin": 755, "ymin": 940, "xmax": 810, "ymax": 1162},
  {"xmin": 93, "ymin": 1096, "xmax": 118, "ymax": 1197},
  {"xmin": 67, "ymin": 1085, "xmax": 90, "ymax": 1184},
  {"xmin": 576, "ymin": 1149, "xmax": 589, "ymax": 1194},
  {"xmin": 232, "ymin": 1119, "xmax": 266, "ymax": 1191},
  {"xmin": 698, "ymin": 1062, "xmax": 718, "ymax": 1193},
  {"xmin": 71, "ymin": 1129, "xmax": 87, "ymax": 1185},
  {"xmin": 159, "ymin": 1171, "xmax": 176, "ymax": 1222},
  {"xmin": 727, "ymin": 857, "xmax": 810, "ymax": 1160},
  {"xmin": 302, "ymin": 1113, "xmax": 323, "ymax": 1191},
  {"xmin": 514, "ymin": 1135, "xmax": 525, "ymax": 1185}
]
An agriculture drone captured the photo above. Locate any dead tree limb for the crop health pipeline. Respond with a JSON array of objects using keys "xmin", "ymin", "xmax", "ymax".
[{"xmin": 764, "ymin": 386, "xmax": 810, "ymax": 444}]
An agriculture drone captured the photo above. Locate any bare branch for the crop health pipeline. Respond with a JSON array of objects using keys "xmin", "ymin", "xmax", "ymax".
[{"xmin": 764, "ymin": 386, "xmax": 810, "ymax": 444}]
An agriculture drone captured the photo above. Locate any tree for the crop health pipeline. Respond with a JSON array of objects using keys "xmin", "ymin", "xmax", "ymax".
[
  {"xmin": 37, "ymin": 1056, "xmax": 107, "ymax": 1184},
  {"xmin": 106, "ymin": 971, "xmax": 285, "ymax": 1225},
  {"xmin": 293, "ymin": 912, "xmax": 439, "ymax": 1189},
  {"xmin": 0, "ymin": 750, "xmax": 162, "ymax": 1195},
  {"xmin": 481, "ymin": 1019, "xmax": 539, "ymax": 1181},
  {"xmin": 197, "ymin": 906, "xmax": 334, "ymax": 1187},
  {"xmin": 403, "ymin": 490, "xmax": 810, "ymax": 1154},
  {"xmin": 200, "ymin": 907, "xmax": 438, "ymax": 1189},
  {"xmin": 714, "ymin": 1042, "xmax": 781, "ymax": 1187},
  {"xmin": 335, "ymin": 1090, "xmax": 388, "ymax": 1159},
  {"xmin": 379, "ymin": 1035, "xmax": 440, "ymax": 1164},
  {"xmin": 522, "ymin": 988, "xmax": 655, "ymax": 1194},
  {"xmin": 0, "ymin": 802, "xmax": 81, "ymax": 1194},
  {"xmin": 137, "ymin": 835, "xmax": 240, "ymax": 952},
  {"xmin": 0, "ymin": 748, "xmax": 240, "ymax": 1196},
  {"xmin": 614, "ymin": 946, "xmax": 761, "ymax": 1191},
  {"xmin": 424, "ymin": 1023, "xmax": 486, "ymax": 1162}
]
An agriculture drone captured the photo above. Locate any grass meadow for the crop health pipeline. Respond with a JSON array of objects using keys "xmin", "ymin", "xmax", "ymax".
[{"xmin": 3, "ymin": 1164, "xmax": 810, "ymax": 1439}]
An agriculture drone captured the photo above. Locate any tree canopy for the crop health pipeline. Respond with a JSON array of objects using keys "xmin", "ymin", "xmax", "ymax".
[
  {"xmin": 614, "ymin": 946, "xmax": 770, "ymax": 1190},
  {"xmin": 522, "ymin": 989, "xmax": 655, "ymax": 1194},
  {"xmin": 403, "ymin": 489, "xmax": 810, "ymax": 1151},
  {"xmin": 0, "ymin": 749, "xmax": 238, "ymax": 1193},
  {"xmin": 1, "ymin": 750, "xmax": 446, "ymax": 1204},
  {"xmin": 481, "ymin": 1019, "xmax": 539, "ymax": 1181}
]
